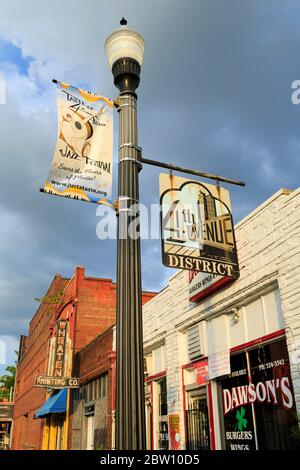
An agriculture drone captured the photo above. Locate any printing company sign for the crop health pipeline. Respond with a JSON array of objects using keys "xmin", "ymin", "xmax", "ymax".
[
  {"xmin": 159, "ymin": 174, "xmax": 239, "ymax": 278},
  {"xmin": 35, "ymin": 376, "xmax": 79, "ymax": 389}
]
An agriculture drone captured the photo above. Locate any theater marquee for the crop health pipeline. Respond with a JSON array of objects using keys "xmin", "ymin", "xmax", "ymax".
[{"xmin": 159, "ymin": 174, "xmax": 239, "ymax": 278}]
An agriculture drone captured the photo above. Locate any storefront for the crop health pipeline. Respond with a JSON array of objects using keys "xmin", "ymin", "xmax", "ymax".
[
  {"xmin": 73, "ymin": 372, "xmax": 109, "ymax": 450},
  {"xmin": 143, "ymin": 188, "xmax": 300, "ymax": 451},
  {"xmin": 35, "ymin": 389, "xmax": 69, "ymax": 450},
  {"xmin": 0, "ymin": 402, "xmax": 13, "ymax": 450},
  {"xmin": 219, "ymin": 335, "xmax": 299, "ymax": 450},
  {"xmin": 144, "ymin": 343, "xmax": 171, "ymax": 450},
  {"xmin": 182, "ymin": 359, "xmax": 212, "ymax": 450},
  {"xmin": 71, "ymin": 327, "xmax": 117, "ymax": 451},
  {"xmin": 145, "ymin": 372, "xmax": 169, "ymax": 450},
  {"xmin": 12, "ymin": 267, "xmax": 155, "ymax": 450},
  {"xmin": 155, "ymin": 376, "xmax": 169, "ymax": 450}
]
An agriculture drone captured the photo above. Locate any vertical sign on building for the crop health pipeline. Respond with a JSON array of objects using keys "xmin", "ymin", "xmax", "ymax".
[
  {"xmin": 35, "ymin": 319, "xmax": 79, "ymax": 389},
  {"xmin": 53, "ymin": 320, "xmax": 67, "ymax": 378}
]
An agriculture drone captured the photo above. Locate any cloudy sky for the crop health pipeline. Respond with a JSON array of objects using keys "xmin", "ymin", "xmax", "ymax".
[{"xmin": 0, "ymin": 0, "xmax": 300, "ymax": 372}]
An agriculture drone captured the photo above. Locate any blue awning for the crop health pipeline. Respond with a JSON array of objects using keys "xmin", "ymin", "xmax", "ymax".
[{"xmin": 34, "ymin": 389, "xmax": 67, "ymax": 418}]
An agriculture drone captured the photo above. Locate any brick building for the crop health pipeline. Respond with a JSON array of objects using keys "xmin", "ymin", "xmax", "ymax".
[
  {"xmin": 71, "ymin": 326, "xmax": 116, "ymax": 450},
  {"xmin": 143, "ymin": 188, "xmax": 300, "ymax": 450},
  {"xmin": 0, "ymin": 402, "xmax": 13, "ymax": 449},
  {"xmin": 12, "ymin": 273, "xmax": 69, "ymax": 450},
  {"xmin": 12, "ymin": 266, "xmax": 155, "ymax": 450}
]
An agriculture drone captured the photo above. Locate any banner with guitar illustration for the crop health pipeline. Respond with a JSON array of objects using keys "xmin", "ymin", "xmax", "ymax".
[{"xmin": 43, "ymin": 80, "xmax": 114, "ymax": 204}]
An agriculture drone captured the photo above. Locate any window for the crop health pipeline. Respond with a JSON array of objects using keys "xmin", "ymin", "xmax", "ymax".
[
  {"xmin": 92, "ymin": 380, "xmax": 97, "ymax": 401},
  {"xmin": 152, "ymin": 345, "xmax": 166, "ymax": 374},
  {"xmin": 96, "ymin": 379, "xmax": 101, "ymax": 398},
  {"xmin": 187, "ymin": 324, "xmax": 203, "ymax": 361},
  {"xmin": 219, "ymin": 339, "xmax": 300, "ymax": 450},
  {"xmin": 87, "ymin": 383, "xmax": 92, "ymax": 402},
  {"xmin": 72, "ymin": 388, "xmax": 80, "ymax": 401},
  {"xmin": 157, "ymin": 377, "xmax": 168, "ymax": 450},
  {"xmin": 81, "ymin": 373, "xmax": 108, "ymax": 402},
  {"xmin": 99, "ymin": 373, "xmax": 108, "ymax": 398}
]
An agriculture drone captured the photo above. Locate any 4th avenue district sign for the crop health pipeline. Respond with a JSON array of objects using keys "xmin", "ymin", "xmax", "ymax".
[{"xmin": 159, "ymin": 173, "xmax": 239, "ymax": 278}]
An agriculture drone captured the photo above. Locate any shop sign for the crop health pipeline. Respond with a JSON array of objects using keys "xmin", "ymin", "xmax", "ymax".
[
  {"xmin": 224, "ymin": 406, "xmax": 255, "ymax": 451},
  {"xmin": 35, "ymin": 376, "xmax": 79, "ymax": 389},
  {"xmin": 158, "ymin": 415, "xmax": 169, "ymax": 450},
  {"xmin": 209, "ymin": 350, "xmax": 230, "ymax": 380},
  {"xmin": 189, "ymin": 271, "xmax": 233, "ymax": 302},
  {"xmin": 223, "ymin": 376, "xmax": 293, "ymax": 414},
  {"xmin": 220, "ymin": 340, "xmax": 299, "ymax": 450},
  {"xmin": 53, "ymin": 319, "xmax": 68, "ymax": 377},
  {"xmin": 194, "ymin": 359, "xmax": 209, "ymax": 385},
  {"xmin": 169, "ymin": 414, "xmax": 181, "ymax": 450},
  {"xmin": 159, "ymin": 174, "xmax": 239, "ymax": 278},
  {"xmin": 34, "ymin": 319, "xmax": 78, "ymax": 389}
]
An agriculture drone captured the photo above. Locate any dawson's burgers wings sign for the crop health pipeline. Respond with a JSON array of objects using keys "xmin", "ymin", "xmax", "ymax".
[{"xmin": 223, "ymin": 376, "xmax": 294, "ymax": 415}]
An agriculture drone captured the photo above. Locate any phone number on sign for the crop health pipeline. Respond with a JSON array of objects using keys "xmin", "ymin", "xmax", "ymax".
[{"xmin": 258, "ymin": 359, "xmax": 285, "ymax": 370}]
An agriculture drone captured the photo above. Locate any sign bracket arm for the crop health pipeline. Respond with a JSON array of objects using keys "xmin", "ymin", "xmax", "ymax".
[{"xmin": 140, "ymin": 157, "xmax": 246, "ymax": 187}]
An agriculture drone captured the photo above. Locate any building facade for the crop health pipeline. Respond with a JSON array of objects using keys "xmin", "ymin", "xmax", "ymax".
[
  {"xmin": 143, "ymin": 188, "xmax": 300, "ymax": 450},
  {"xmin": 12, "ymin": 266, "xmax": 155, "ymax": 450},
  {"xmin": 12, "ymin": 273, "xmax": 70, "ymax": 450},
  {"xmin": 71, "ymin": 326, "xmax": 116, "ymax": 450},
  {"xmin": 0, "ymin": 402, "xmax": 13, "ymax": 449}
]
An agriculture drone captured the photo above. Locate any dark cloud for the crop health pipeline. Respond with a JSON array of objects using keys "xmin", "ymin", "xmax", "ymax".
[{"xmin": 0, "ymin": 1, "xmax": 300, "ymax": 362}]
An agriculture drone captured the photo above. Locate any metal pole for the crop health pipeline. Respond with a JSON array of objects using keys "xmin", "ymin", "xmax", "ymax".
[
  {"xmin": 113, "ymin": 59, "xmax": 145, "ymax": 450},
  {"xmin": 141, "ymin": 157, "xmax": 246, "ymax": 187}
]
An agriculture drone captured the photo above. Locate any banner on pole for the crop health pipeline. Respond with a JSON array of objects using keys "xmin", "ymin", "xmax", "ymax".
[
  {"xmin": 159, "ymin": 173, "xmax": 239, "ymax": 278},
  {"xmin": 43, "ymin": 81, "xmax": 114, "ymax": 204}
]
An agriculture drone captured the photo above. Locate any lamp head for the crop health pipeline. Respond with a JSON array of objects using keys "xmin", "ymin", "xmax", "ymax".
[{"xmin": 105, "ymin": 19, "xmax": 145, "ymax": 93}]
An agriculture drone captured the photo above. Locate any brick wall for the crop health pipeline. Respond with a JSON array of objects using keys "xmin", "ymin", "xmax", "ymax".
[
  {"xmin": 70, "ymin": 284, "xmax": 156, "ymax": 450},
  {"xmin": 74, "ymin": 267, "xmax": 156, "ymax": 353},
  {"xmin": 71, "ymin": 326, "xmax": 114, "ymax": 449},
  {"xmin": 11, "ymin": 275, "xmax": 70, "ymax": 450},
  {"xmin": 12, "ymin": 265, "xmax": 156, "ymax": 450},
  {"xmin": 74, "ymin": 270, "xmax": 117, "ymax": 353}
]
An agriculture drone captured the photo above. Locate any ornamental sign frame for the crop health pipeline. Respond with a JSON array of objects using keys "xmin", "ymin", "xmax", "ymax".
[{"xmin": 159, "ymin": 173, "xmax": 239, "ymax": 278}]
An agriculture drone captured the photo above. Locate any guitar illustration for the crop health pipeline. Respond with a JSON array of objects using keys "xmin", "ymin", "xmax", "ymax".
[{"xmin": 59, "ymin": 105, "xmax": 105, "ymax": 158}]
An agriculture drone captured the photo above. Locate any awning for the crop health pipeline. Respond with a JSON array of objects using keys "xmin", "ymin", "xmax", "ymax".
[{"xmin": 34, "ymin": 389, "xmax": 67, "ymax": 418}]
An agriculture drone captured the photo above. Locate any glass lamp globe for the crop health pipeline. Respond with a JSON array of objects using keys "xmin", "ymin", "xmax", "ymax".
[{"xmin": 105, "ymin": 22, "xmax": 145, "ymax": 70}]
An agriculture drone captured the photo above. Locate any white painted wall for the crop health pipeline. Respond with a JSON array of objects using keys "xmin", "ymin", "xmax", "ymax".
[
  {"xmin": 143, "ymin": 187, "xmax": 300, "ymax": 449},
  {"xmin": 207, "ymin": 288, "xmax": 284, "ymax": 355}
]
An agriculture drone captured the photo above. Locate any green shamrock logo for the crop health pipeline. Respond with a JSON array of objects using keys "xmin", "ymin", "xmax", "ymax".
[{"xmin": 235, "ymin": 407, "xmax": 247, "ymax": 432}]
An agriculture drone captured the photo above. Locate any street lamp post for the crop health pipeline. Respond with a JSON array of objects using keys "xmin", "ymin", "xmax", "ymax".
[{"xmin": 105, "ymin": 19, "xmax": 146, "ymax": 450}]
